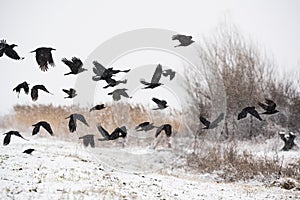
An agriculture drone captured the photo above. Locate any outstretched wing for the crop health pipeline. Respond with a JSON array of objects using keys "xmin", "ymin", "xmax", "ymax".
[
  {"xmin": 5, "ymin": 48, "xmax": 23, "ymax": 60},
  {"xmin": 62, "ymin": 58, "xmax": 75, "ymax": 70},
  {"xmin": 152, "ymin": 97, "xmax": 162, "ymax": 105},
  {"xmin": 279, "ymin": 132, "xmax": 287, "ymax": 142},
  {"xmin": 41, "ymin": 122, "xmax": 53, "ymax": 135},
  {"xmin": 3, "ymin": 134, "xmax": 11, "ymax": 145},
  {"xmin": 155, "ymin": 125, "xmax": 165, "ymax": 137},
  {"xmin": 199, "ymin": 115, "xmax": 211, "ymax": 127},
  {"xmin": 34, "ymin": 85, "xmax": 51, "ymax": 94},
  {"xmin": 210, "ymin": 113, "xmax": 225, "ymax": 127},
  {"xmin": 96, "ymin": 125, "xmax": 110, "ymax": 140},
  {"xmin": 258, "ymin": 102, "xmax": 268, "ymax": 111},
  {"xmin": 151, "ymin": 64, "xmax": 162, "ymax": 84},
  {"xmin": 265, "ymin": 98, "xmax": 277, "ymax": 110},
  {"xmin": 62, "ymin": 89, "xmax": 70, "ymax": 95},
  {"xmin": 32, "ymin": 125, "xmax": 40, "ymax": 135},
  {"xmin": 73, "ymin": 114, "xmax": 89, "ymax": 127},
  {"xmin": 12, "ymin": 131, "xmax": 28, "ymax": 141},
  {"xmin": 140, "ymin": 79, "xmax": 150, "ymax": 85},
  {"xmin": 136, "ymin": 122, "xmax": 150, "ymax": 129},
  {"xmin": 92, "ymin": 61, "xmax": 106, "ymax": 76},
  {"xmin": 248, "ymin": 108, "xmax": 262, "ymax": 121},
  {"xmin": 71, "ymin": 57, "xmax": 83, "ymax": 68}
]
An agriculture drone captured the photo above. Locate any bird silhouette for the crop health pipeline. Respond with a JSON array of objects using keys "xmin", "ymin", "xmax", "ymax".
[
  {"xmin": 199, "ymin": 113, "xmax": 224, "ymax": 129},
  {"xmin": 162, "ymin": 69, "xmax": 176, "ymax": 80},
  {"xmin": 89, "ymin": 104, "xmax": 106, "ymax": 112},
  {"xmin": 107, "ymin": 88, "xmax": 131, "ymax": 101},
  {"xmin": 258, "ymin": 98, "xmax": 279, "ymax": 115},
  {"xmin": 172, "ymin": 34, "xmax": 194, "ymax": 47},
  {"xmin": 279, "ymin": 132, "xmax": 296, "ymax": 151},
  {"xmin": 3, "ymin": 131, "xmax": 28, "ymax": 146},
  {"xmin": 32, "ymin": 121, "xmax": 53, "ymax": 136},
  {"xmin": 62, "ymin": 57, "xmax": 87, "ymax": 75},
  {"xmin": 0, "ymin": 40, "xmax": 24, "ymax": 60},
  {"xmin": 155, "ymin": 124, "xmax": 172, "ymax": 138},
  {"xmin": 23, "ymin": 148, "xmax": 35, "ymax": 154},
  {"xmin": 31, "ymin": 85, "xmax": 53, "ymax": 101},
  {"xmin": 92, "ymin": 61, "xmax": 130, "ymax": 83},
  {"xmin": 152, "ymin": 97, "xmax": 168, "ymax": 110},
  {"xmin": 97, "ymin": 125, "xmax": 127, "ymax": 141},
  {"xmin": 103, "ymin": 79, "xmax": 127, "ymax": 89},
  {"xmin": 79, "ymin": 134, "xmax": 95, "ymax": 148},
  {"xmin": 30, "ymin": 47, "xmax": 55, "ymax": 71},
  {"xmin": 140, "ymin": 64, "xmax": 163, "ymax": 89},
  {"xmin": 13, "ymin": 81, "xmax": 29, "ymax": 98},
  {"xmin": 65, "ymin": 114, "xmax": 89, "ymax": 133},
  {"xmin": 238, "ymin": 107, "xmax": 262, "ymax": 121},
  {"xmin": 62, "ymin": 88, "xmax": 77, "ymax": 99},
  {"xmin": 135, "ymin": 122, "xmax": 157, "ymax": 132}
]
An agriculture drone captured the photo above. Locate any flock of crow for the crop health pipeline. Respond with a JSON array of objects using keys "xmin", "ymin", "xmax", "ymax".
[
  {"xmin": 0, "ymin": 35, "xmax": 195, "ymax": 153},
  {"xmin": 1, "ymin": 34, "xmax": 281, "ymax": 154}
]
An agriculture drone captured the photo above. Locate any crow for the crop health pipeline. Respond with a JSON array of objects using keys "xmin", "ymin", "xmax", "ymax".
[
  {"xmin": 62, "ymin": 57, "xmax": 87, "ymax": 75},
  {"xmin": 3, "ymin": 131, "xmax": 28, "ymax": 146},
  {"xmin": 107, "ymin": 88, "xmax": 131, "ymax": 101},
  {"xmin": 237, "ymin": 107, "xmax": 262, "ymax": 121},
  {"xmin": 140, "ymin": 64, "xmax": 163, "ymax": 89},
  {"xmin": 199, "ymin": 113, "xmax": 224, "ymax": 129},
  {"xmin": 135, "ymin": 122, "xmax": 157, "ymax": 132},
  {"xmin": 172, "ymin": 34, "xmax": 194, "ymax": 47},
  {"xmin": 32, "ymin": 121, "xmax": 53, "ymax": 136},
  {"xmin": 13, "ymin": 81, "xmax": 30, "ymax": 98},
  {"xmin": 97, "ymin": 125, "xmax": 127, "ymax": 141},
  {"xmin": 62, "ymin": 88, "xmax": 77, "ymax": 99},
  {"xmin": 279, "ymin": 132, "xmax": 297, "ymax": 151},
  {"xmin": 30, "ymin": 47, "xmax": 55, "ymax": 71},
  {"xmin": 162, "ymin": 69, "xmax": 176, "ymax": 80},
  {"xmin": 92, "ymin": 61, "xmax": 130, "ymax": 82},
  {"xmin": 79, "ymin": 134, "xmax": 95, "ymax": 148},
  {"xmin": 152, "ymin": 97, "xmax": 168, "ymax": 110},
  {"xmin": 31, "ymin": 85, "xmax": 53, "ymax": 101},
  {"xmin": 65, "ymin": 114, "xmax": 89, "ymax": 133},
  {"xmin": 155, "ymin": 124, "xmax": 172, "ymax": 138},
  {"xmin": 258, "ymin": 98, "xmax": 279, "ymax": 115},
  {"xmin": 0, "ymin": 40, "xmax": 24, "ymax": 60},
  {"xmin": 103, "ymin": 79, "xmax": 127, "ymax": 89},
  {"xmin": 89, "ymin": 104, "xmax": 106, "ymax": 112},
  {"xmin": 23, "ymin": 148, "xmax": 35, "ymax": 154}
]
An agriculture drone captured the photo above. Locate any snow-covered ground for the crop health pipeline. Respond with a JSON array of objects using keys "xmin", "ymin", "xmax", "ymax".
[{"xmin": 0, "ymin": 132, "xmax": 300, "ymax": 200}]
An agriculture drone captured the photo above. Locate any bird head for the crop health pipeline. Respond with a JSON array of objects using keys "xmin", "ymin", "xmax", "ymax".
[{"xmin": 10, "ymin": 44, "xmax": 18, "ymax": 48}]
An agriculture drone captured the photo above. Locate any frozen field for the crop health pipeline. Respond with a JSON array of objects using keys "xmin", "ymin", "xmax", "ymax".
[{"xmin": 0, "ymin": 132, "xmax": 299, "ymax": 200}]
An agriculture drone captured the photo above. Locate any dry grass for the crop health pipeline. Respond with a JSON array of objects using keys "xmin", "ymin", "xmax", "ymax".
[{"xmin": 187, "ymin": 143, "xmax": 300, "ymax": 183}]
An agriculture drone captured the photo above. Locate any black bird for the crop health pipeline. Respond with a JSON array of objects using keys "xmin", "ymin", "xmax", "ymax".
[
  {"xmin": 135, "ymin": 122, "xmax": 157, "ymax": 132},
  {"xmin": 199, "ymin": 113, "xmax": 224, "ymax": 129},
  {"xmin": 30, "ymin": 47, "xmax": 55, "ymax": 71},
  {"xmin": 13, "ymin": 81, "xmax": 30, "ymax": 98},
  {"xmin": 62, "ymin": 57, "xmax": 87, "ymax": 75},
  {"xmin": 79, "ymin": 134, "xmax": 95, "ymax": 148},
  {"xmin": 32, "ymin": 121, "xmax": 53, "ymax": 136},
  {"xmin": 152, "ymin": 97, "xmax": 168, "ymax": 110},
  {"xmin": 162, "ymin": 69, "xmax": 176, "ymax": 80},
  {"xmin": 258, "ymin": 98, "xmax": 279, "ymax": 115},
  {"xmin": 0, "ymin": 40, "xmax": 24, "ymax": 60},
  {"xmin": 31, "ymin": 85, "xmax": 53, "ymax": 101},
  {"xmin": 92, "ymin": 61, "xmax": 130, "ymax": 82},
  {"xmin": 279, "ymin": 132, "xmax": 297, "ymax": 151},
  {"xmin": 140, "ymin": 64, "xmax": 163, "ymax": 89},
  {"xmin": 23, "ymin": 148, "xmax": 35, "ymax": 154},
  {"xmin": 97, "ymin": 125, "xmax": 127, "ymax": 141},
  {"xmin": 65, "ymin": 114, "xmax": 89, "ymax": 133},
  {"xmin": 155, "ymin": 124, "xmax": 172, "ymax": 138},
  {"xmin": 172, "ymin": 34, "xmax": 194, "ymax": 47},
  {"xmin": 238, "ymin": 107, "xmax": 262, "ymax": 121},
  {"xmin": 89, "ymin": 104, "xmax": 106, "ymax": 112},
  {"xmin": 3, "ymin": 131, "xmax": 28, "ymax": 146},
  {"xmin": 103, "ymin": 79, "xmax": 127, "ymax": 89},
  {"xmin": 108, "ymin": 88, "xmax": 131, "ymax": 101},
  {"xmin": 62, "ymin": 88, "xmax": 77, "ymax": 99}
]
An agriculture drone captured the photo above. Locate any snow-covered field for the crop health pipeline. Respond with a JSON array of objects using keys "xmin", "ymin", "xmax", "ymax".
[{"xmin": 0, "ymin": 132, "xmax": 300, "ymax": 200}]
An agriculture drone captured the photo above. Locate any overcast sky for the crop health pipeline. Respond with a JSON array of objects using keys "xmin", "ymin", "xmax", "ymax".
[{"xmin": 0, "ymin": 0, "xmax": 299, "ymax": 115}]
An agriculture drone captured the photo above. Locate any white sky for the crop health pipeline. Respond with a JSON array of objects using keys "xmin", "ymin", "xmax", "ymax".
[{"xmin": 0, "ymin": 0, "xmax": 299, "ymax": 115}]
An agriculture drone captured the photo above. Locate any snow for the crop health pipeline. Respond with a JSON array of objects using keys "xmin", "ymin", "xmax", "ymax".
[{"xmin": 0, "ymin": 133, "xmax": 299, "ymax": 199}]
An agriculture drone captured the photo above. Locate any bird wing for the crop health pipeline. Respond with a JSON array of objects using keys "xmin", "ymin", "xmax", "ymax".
[
  {"xmin": 71, "ymin": 57, "xmax": 83, "ymax": 68},
  {"xmin": 152, "ymin": 97, "xmax": 162, "ymax": 105},
  {"xmin": 151, "ymin": 64, "xmax": 163, "ymax": 84},
  {"xmin": 12, "ymin": 131, "xmax": 28, "ymax": 141},
  {"xmin": 13, "ymin": 83, "xmax": 21, "ymax": 93},
  {"xmin": 237, "ymin": 109, "xmax": 248, "ymax": 120},
  {"xmin": 172, "ymin": 34, "xmax": 183, "ymax": 40},
  {"xmin": 5, "ymin": 47, "xmax": 22, "ymax": 60},
  {"xmin": 120, "ymin": 89, "xmax": 130, "ymax": 98},
  {"xmin": 210, "ymin": 113, "xmax": 225, "ymax": 127},
  {"xmin": 279, "ymin": 132, "xmax": 287, "ymax": 142},
  {"xmin": 140, "ymin": 79, "xmax": 150, "ymax": 85},
  {"xmin": 23, "ymin": 82, "xmax": 29, "ymax": 94},
  {"xmin": 62, "ymin": 58, "xmax": 75, "ymax": 71},
  {"xmin": 248, "ymin": 108, "xmax": 262, "ymax": 121},
  {"xmin": 68, "ymin": 117, "xmax": 76, "ymax": 132},
  {"xmin": 136, "ymin": 122, "xmax": 150, "ymax": 129},
  {"xmin": 3, "ymin": 134, "xmax": 11, "ymax": 145},
  {"xmin": 155, "ymin": 125, "xmax": 165, "ymax": 137},
  {"xmin": 30, "ymin": 87, "xmax": 38, "ymax": 101},
  {"xmin": 0, "ymin": 40, "xmax": 6, "ymax": 56},
  {"xmin": 92, "ymin": 61, "xmax": 106, "ymax": 76},
  {"xmin": 32, "ymin": 125, "xmax": 40, "ymax": 135},
  {"xmin": 34, "ymin": 85, "xmax": 51, "ymax": 94},
  {"xmin": 45, "ymin": 48, "xmax": 55, "ymax": 66},
  {"xmin": 62, "ymin": 89, "xmax": 70, "ymax": 95},
  {"xmin": 96, "ymin": 125, "xmax": 110, "ymax": 139},
  {"xmin": 258, "ymin": 102, "xmax": 269, "ymax": 111},
  {"xmin": 73, "ymin": 114, "xmax": 89, "ymax": 127},
  {"xmin": 265, "ymin": 98, "xmax": 277, "ymax": 110},
  {"xmin": 41, "ymin": 122, "xmax": 53, "ymax": 135},
  {"xmin": 199, "ymin": 115, "xmax": 211, "ymax": 127}
]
